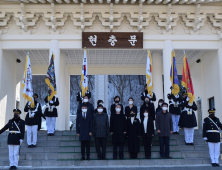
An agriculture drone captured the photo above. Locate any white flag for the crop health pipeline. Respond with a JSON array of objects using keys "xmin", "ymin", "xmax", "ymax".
[
  {"xmin": 22, "ymin": 54, "xmax": 35, "ymax": 108},
  {"xmin": 146, "ymin": 50, "xmax": 153, "ymax": 97},
  {"xmin": 80, "ymin": 50, "xmax": 88, "ymax": 97}
]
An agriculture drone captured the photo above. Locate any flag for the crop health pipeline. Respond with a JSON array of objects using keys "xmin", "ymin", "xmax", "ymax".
[
  {"xmin": 80, "ymin": 49, "xmax": 88, "ymax": 97},
  {"xmin": 146, "ymin": 50, "xmax": 153, "ymax": 97},
  {"xmin": 182, "ymin": 52, "xmax": 195, "ymax": 104},
  {"xmin": 45, "ymin": 53, "xmax": 57, "ymax": 101},
  {"xmin": 22, "ymin": 54, "xmax": 35, "ymax": 108},
  {"xmin": 170, "ymin": 50, "xmax": 180, "ymax": 96}
]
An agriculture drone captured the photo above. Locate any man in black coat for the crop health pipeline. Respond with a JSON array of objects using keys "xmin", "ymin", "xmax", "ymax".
[
  {"xmin": 125, "ymin": 97, "xmax": 137, "ymax": 118},
  {"xmin": 76, "ymin": 104, "xmax": 93, "ymax": 161},
  {"xmin": 44, "ymin": 95, "xmax": 59, "ymax": 136},
  {"xmin": 77, "ymin": 95, "xmax": 94, "ymax": 117},
  {"xmin": 93, "ymin": 105, "xmax": 109, "ymax": 160},
  {"xmin": 0, "ymin": 109, "xmax": 25, "ymax": 170},
  {"xmin": 156, "ymin": 103, "xmax": 173, "ymax": 159},
  {"xmin": 141, "ymin": 109, "xmax": 154, "ymax": 159},
  {"xmin": 24, "ymin": 93, "xmax": 42, "ymax": 148},
  {"xmin": 110, "ymin": 96, "xmax": 124, "ymax": 115},
  {"xmin": 126, "ymin": 110, "xmax": 141, "ymax": 159},
  {"xmin": 178, "ymin": 91, "xmax": 197, "ymax": 145},
  {"xmin": 110, "ymin": 104, "xmax": 126, "ymax": 159},
  {"xmin": 140, "ymin": 96, "xmax": 155, "ymax": 120},
  {"xmin": 168, "ymin": 92, "xmax": 182, "ymax": 134},
  {"xmin": 203, "ymin": 108, "xmax": 222, "ymax": 167}
]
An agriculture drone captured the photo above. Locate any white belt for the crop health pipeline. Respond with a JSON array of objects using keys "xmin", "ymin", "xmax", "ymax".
[
  {"xmin": 206, "ymin": 130, "xmax": 220, "ymax": 133},
  {"xmin": 9, "ymin": 131, "xmax": 21, "ymax": 134}
]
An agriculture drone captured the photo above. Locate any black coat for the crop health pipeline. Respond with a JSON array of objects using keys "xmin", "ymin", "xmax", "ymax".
[
  {"xmin": 76, "ymin": 91, "xmax": 91, "ymax": 103},
  {"xmin": 110, "ymin": 113, "xmax": 127, "ymax": 144},
  {"xmin": 141, "ymin": 116, "xmax": 154, "ymax": 138},
  {"xmin": 203, "ymin": 116, "xmax": 222, "ymax": 143},
  {"xmin": 94, "ymin": 108, "xmax": 107, "ymax": 114},
  {"xmin": 179, "ymin": 101, "xmax": 197, "ymax": 128},
  {"xmin": 38, "ymin": 113, "xmax": 46, "ymax": 130},
  {"xmin": 125, "ymin": 105, "xmax": 137, "ymax": 118},
  {"xmin": 141, "ymin": 91, "xmax": 156, "ymax": 102},
  {"xmin": 168, "ymin": 94, "xmax": 182, "ymax": 115},
  {"xmin": 126, "ymin": 117, "xmax": 141, "ymax": 153},
  {"xmin": 44, "ymin": 96, "xmax": 59, "ymax": 117},
  {"xmin": 24, "ymin": 101, "xmax": 42, "ymax": 126},
  {"xmin": 77, "ymin": 102, "xmax": 94, "ymax": 116},
  {"xmin": 155, "ymin": 111, "xmax": 173, "ymax": 137},
  {"xmin": 93, "ymin": 112, "xmax": 109, "ymax": 138},
  {"xmin": 0, "ymin": 118, "xmax": 25, "ymax": 145},
  {"xmin": 110, "ymin": 103, "xmax": 124, "ymax": 115},
  {"xmin": 156, "ymin": 107, "xmax": 162, "ymax": 114},
  {"xmin": 76, "ymin": 111, "xmax": 93, "ymax": 141},
  {"xmin": 140, "ymin": 102, "xmax": 156, "ymax": 120}
]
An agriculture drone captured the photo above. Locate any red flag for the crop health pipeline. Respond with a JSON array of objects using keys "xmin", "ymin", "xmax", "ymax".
[{"xmin": 182, "ymin": 55, "xmax": 195, "ymax": 103}]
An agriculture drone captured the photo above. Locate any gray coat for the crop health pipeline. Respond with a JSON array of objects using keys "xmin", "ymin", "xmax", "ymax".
[
  {"xmin": 93, "ymin": 112, "xmax": 109, "ymax": 138},
  {"xmin": 155, "ymin": 111, "xmax": 173, "ymax": 137}
]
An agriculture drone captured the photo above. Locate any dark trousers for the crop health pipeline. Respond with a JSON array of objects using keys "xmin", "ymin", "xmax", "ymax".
[
  {"xmin": 81, "ymin": 140, "xmax": 90, "ymax": 158},
  {"xmin": 143, "ymin": 136, "xmax": 152, "ymax": 157},
  {"xmin": 95, "ymin": 137, "xmax": 107, "ymax": 158},
  {"xmin": 113, "ymin": 143, "xmax": 124, "ymax": 159},
  {"xmin": 159, "ymin": 136, "xmax": 170, "ymax": 157}
]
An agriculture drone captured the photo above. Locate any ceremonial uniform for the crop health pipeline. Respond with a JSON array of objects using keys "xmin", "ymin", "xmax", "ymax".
[
  {"xmin": 141, "ymin": 91, "xmax": 156, "ymax": 102},
  {"xmin": 0, "ymin": 109, "xmax": 25, "ymax": 170},
  {"xmin": 168, "ymin": 93, "xmax": 182, "ymax": 134},
  {"xmin": 126, "ymin": 117, "xmax": 141, "ymax": 159},
  {"xmin": 76, "ymin": 91, "xmax": 91, "ymax": 103},
  {"xmin": 44, "ymin": 96, "xmax": 59, "ymax": 135},
  {"xmin": 178, "ymin": 98, "xmax": 197, "ymax": 145},
  {"xmin": 24, "ymin": 100, "xmax": 42, "ymax": 147},
  {"xmin": 203, "ymin": 109, "xmax": 222, "ymax": 166}
]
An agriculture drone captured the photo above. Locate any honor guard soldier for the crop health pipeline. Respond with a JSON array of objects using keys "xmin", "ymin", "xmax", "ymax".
[
  {"xmin": 44, "ymin": 95, "xmax": 60, "ymax": 136},
  {"xmin": 178, "ymin": 91, "xmax": 197, "ymax": 145},
  {"xmin": 0, "ymin": 109, "xmax": 25, "ymax": 170},
  {"xmin": 141, "ymin": 84, "xmax": 156, "ymax": 102},
  {"xmin": 168, "ymin": 89, "xmax": 182, "ymax": 134},
  {"xmin": 203, "ymin": 108, "xmax": 222, "ymax": 167},
  {"xmin": 76, "ymin": 90, "xmax": 91, "ymax": 103},
  {"xmin": 24, "ymin": 93, "xmax": 42, "ymax": 148}
]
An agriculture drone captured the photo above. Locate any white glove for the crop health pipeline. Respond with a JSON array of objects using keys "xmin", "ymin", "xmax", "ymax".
[
  {"xmin": 188, "ymin": 103, "xmax": 192, "ymax": 106},
  {"xmin": 147, "ymin": 94, "xmax": 151, "ymax": 98},
  {"xmin": 186, "ymin": 97, "xmax": 189, "ymax": 102},
  {"xmin": 175, "ymin": 95, "xmax": 179, "ymax": 99},
  {"xmin": 31, "ymin": 112, "xmax": 35, "ymax": 117},
  {"xmin": 20, "ymin": 139, "xmax": 23, "ymax": 144},
  {"xmin": 203, "ymin": 137, "xmax": 208, "ymax": 141},
  {"xmin": 50, "ymin": 101, "xmax": 53, "ymax": 104}
]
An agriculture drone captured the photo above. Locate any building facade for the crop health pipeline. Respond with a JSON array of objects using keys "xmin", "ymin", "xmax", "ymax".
[{"xmin": 0, "ymin": 0, "xmax": 222, "ymax": 130}]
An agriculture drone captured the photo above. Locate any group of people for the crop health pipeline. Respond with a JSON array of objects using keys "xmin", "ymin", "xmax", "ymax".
[
  {"xmin": 0, "ymin": 84, "xmax": 221, "ymax": 169},
  {"xmin": 0, "ymin": 94, "xmax": 59, "ymax": 170}
]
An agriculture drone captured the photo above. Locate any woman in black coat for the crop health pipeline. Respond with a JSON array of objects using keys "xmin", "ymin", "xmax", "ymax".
[
  {"xmin": 94, "ymin": 100, "xmax": 107, "ymax": 114},
  {"xmin": 140, "ymin": 96, "xmax": 155, "ymax": 120},
  {"xmin": 126, "ymin": 110, "xmax": 141, "ymax": 159},
  {"xmin": 110, "ymin": 96, "xmax": 124, "ymax": 115},
  {"xmin": 141, "ymin": 109, "xmax": 154, "ymax": 159},
  {"xmin": 156, "ymin": 99, "xmax": 164, "ymax": 114},
  {"xmin": 125, "ymin": 97, "xmax": 137, "ymax": 118}
]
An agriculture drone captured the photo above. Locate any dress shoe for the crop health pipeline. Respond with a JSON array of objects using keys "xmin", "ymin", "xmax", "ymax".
[
  {"xmin": 165, "ymin": 156, "xmax": 172, "ymax": 159},
  {"xmin": 81, "ymin": 157, "xmax": 85, "ymax": 161},
  {"xmin": 9, "ymin": 166, "xmax": 14, "ymax": 170},
  {"xmin": 113, "ymin": 157, "xmax": 117, "ymax": 160},
  {"xmin": 120, "ymin": 157, "xmax": 124, "ymax": 160},
  {"xmin": 173, "ymin": 132, "xmax": 177, "ymax": 134},
  {"xmin": 51, "ymin": 133, "xmax": 54, "ymax": 136},
  {"xmin": 87, "ymin": 157, "xmax": 90, "ymax": 161},
  {"xmin": 102, "ymin": 157, "xmax": 107, "ymax": 160},
  {"xmin": 185, "ymin": 143, "xmax": 189, "ymax": 145},
  {"xmin": 215, "ymin": 163, "xmax": 220, "ymax": 167},
  {"xmin": 97, "ymin": 156, "xmax": 101, "ymax": 160},
  {"xmin": 31, "ymin": 144, "xmax": 36, "ymax": 148},
  {"xmin": 13, "ymin": 166, "xmax": 17, "ymax": 169},
  {"xmin": 189, "ymin": 143, "xmax": 194, "ymax": 146},
  {"xmin": 212, "ymin": 163, "xmax": 216, "ymax": 167},
  {"xmin": 47, "ymin": 134, "xmax": 51, "ymax": 136},
  {"xmin": 176, "ymin": 132, "xmax": 179, "ymax": 134},
  {"xmin": 145, "ymin": 156, "xmax": 151, "ymax": 159},
  {"xmin": 160, "ymin": 156, "xmax": 165, "ymax": 159},
  {"xmin": 28, "ymin": 145, "xmax": 32, "ymax": 148}
]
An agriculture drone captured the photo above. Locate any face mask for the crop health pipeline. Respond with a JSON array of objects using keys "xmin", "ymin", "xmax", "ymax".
[
  {"xmin": 130, "ymin": 114, "xmax": 135, "ymax": 117},
  {"xmin": 99, "ymin": 103, "xmax": 103, "ymax": 106},
  {"xmin": 210, "ymin": 113, "xmax": 215, "ymax": 117},
  {"xmin": 97, "ymin": 108, "xmax": 103, "ymax": 112},
  {"xmin": 159, "ymin": 103, "xmax": 162, "ymax": 106},
  {"xmin": 144, "ymin": 113, "xmax": 148, "ymax": 117},
  {"xmin": 14, "ymin": 114, "xmax": 19, "ymax": 119},
  {"xmin": 116, "ymin": 108, "xmax": 121, "ymax": 112},
  {"xmin": 145, "ymin": 100, "xmax": 149, "ymax": 104},
  {"xmin": 129, "ymin": 101, "xmax": 133, "ymax": 105},
  {"xmin": 162, "ymin": 107, "xmax": 167, "ymax": 111},
  {"xmin": 115, "ymin": 100, "xmax": 119, "ymax": 103},
  {"xmin": 83, "ymin": 99, "xmax": 88, "ymax": 103},
  {"xmin": 82, "ymin": 109, "xmax": 87, "ymax": 113}
]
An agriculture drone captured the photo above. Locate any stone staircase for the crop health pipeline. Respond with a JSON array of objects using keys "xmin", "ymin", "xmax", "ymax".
[{"xmin": 0, "ymin": 129, "xmax": 221, "ymax": 167}]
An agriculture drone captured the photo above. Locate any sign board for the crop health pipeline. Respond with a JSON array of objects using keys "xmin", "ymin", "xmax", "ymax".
[{"xmin": 82, "ymin": 32, "xmax": 143, "ymax": 49}]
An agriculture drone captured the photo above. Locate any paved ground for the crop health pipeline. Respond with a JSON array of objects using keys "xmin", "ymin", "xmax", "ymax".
[{"xmin": 0, "ymin": 165, "xmax": 221, "ymax": 170}]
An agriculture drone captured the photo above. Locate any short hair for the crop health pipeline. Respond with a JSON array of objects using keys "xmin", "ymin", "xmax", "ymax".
[
  {"xmin": 158, "ymin": 99, "xmax": 164, "ymax": 103},
  {"xmin": 161, "ymin": 102, "xmax": 168, "ymax": 107},
  {"xmin": 115, "ymin": 104, "xmax": 121, "ymax": 108},
  {"xmin": 128, "ymin": 97, "xmax": 134, "ymax": 101},
  {"xmin": 97, "ymin": 100, "xmax": 103, "ymax": 106},
  {"xmin": 81, "ymin": 104, "xmax": 87, "ymax": 108},
  {"xmin": 114, "ymin": 96, "xmax": 120, "ymax": 101},
  {"xmin": 143, "ymin": 109, "xmax": 150, "ymax": 115},
  {"xmin": 97, "ymin": 104, "xmax": 103, "ymax": 109}
]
